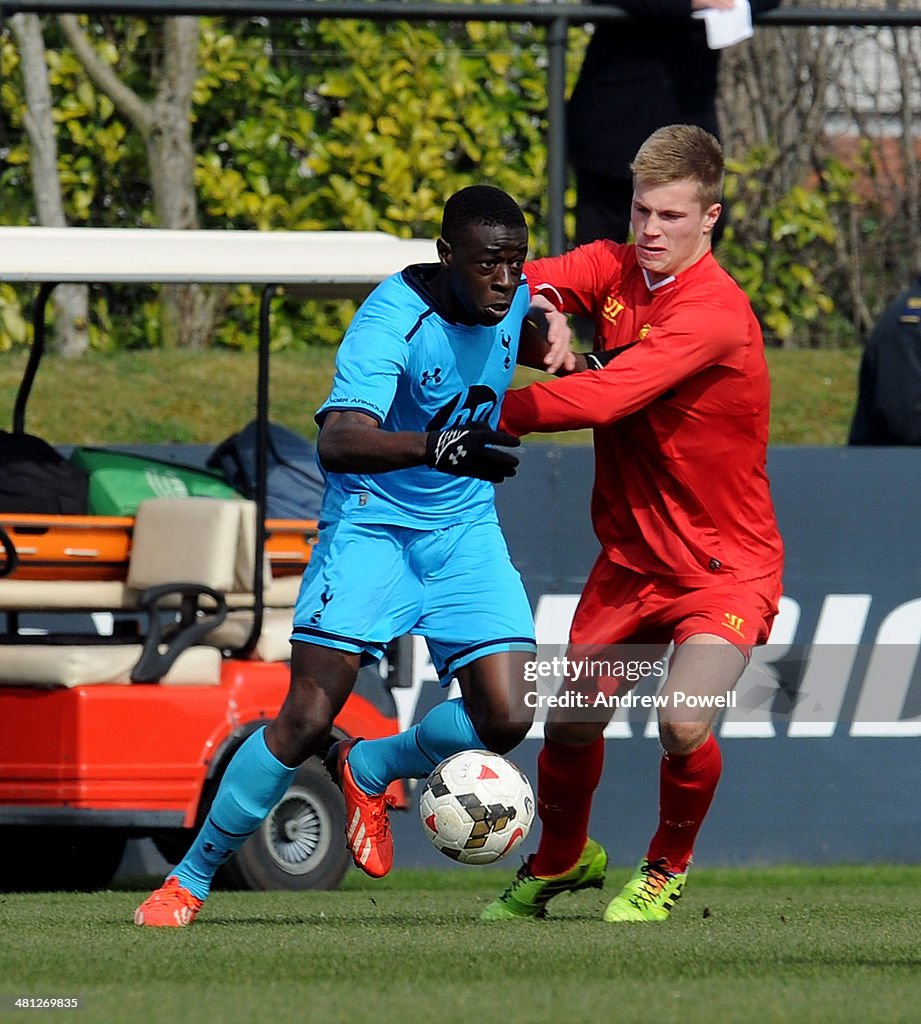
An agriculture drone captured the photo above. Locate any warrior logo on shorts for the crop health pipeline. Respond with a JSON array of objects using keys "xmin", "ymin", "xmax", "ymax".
[
  {"xmin": 426, "ymin": 384, "xmax": 499, "ymax": 432},
  {"xmin": 723, "ymin": 612, "xmax": 746, "ymax": 638}
]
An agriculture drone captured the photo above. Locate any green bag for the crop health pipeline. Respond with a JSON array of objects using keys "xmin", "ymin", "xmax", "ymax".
[{"xmin": 69, "ymin": 447, "xmax": 241, "ymax": 516}]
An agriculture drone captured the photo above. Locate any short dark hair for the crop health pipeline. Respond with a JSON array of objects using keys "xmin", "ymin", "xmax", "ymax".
[{"xmin": 441, "ymin": 185, "xmax": 526, "ymax": 244}]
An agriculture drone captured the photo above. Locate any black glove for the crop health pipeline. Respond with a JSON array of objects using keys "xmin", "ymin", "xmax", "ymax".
[{"xmin": 425, "ymin": 422, "xmax": 520, "ymax": 483}]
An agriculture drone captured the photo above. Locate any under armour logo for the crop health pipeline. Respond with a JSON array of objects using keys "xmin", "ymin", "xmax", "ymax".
[
  {"xmin": 432, "ymin": 427, "xmax": 468, "ymax": 464},
  {"xmin": 449, "ymin": 446, "xmax": 467, "ymax": 465},
  {"xmin": 421, "ymin": 368, "xmax": 442, "ymax": 385}
]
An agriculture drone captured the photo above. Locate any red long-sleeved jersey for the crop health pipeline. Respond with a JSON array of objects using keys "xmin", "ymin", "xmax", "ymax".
[{"xmin": 504, "ymin": 241, "xmax": 784, "ymax": 586}]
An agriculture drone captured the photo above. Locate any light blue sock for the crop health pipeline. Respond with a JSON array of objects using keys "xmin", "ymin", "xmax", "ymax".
[
  {"xmin": 172, "ymin": 727, "xmax": 297, "ymax": 900},
  {"xmin": 348, "ymin": 697, "xmax": 482, "ymax": 795}
]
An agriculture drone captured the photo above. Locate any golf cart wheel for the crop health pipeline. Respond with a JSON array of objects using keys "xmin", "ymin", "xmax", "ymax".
[{"xmin": 218, "ymin": 757, "xmax": 351, "ymax": 892}]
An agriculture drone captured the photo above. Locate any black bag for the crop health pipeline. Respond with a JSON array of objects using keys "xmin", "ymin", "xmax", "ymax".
[
  {"xmin": 0, "ymin": 430, "xmax": 89, "ymax": 514},
  {"xmin": 207, "ymin": 421, "xmax": 324, "ymax": 520}
]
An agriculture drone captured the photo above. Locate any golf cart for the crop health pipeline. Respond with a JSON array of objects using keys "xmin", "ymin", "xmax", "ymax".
[{"xmin": 0, "ymin": 227, "xmax": 431, "ymax": 892}]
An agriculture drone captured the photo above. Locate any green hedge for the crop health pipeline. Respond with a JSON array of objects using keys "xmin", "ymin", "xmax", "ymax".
[{"xmin": 0, "ymin": 16, "xmax": 880, "ymax": 352}]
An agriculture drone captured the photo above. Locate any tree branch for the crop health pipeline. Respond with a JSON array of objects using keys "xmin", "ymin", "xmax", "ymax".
[{"xmin": 57, "ymin": 13, "xmax": 153, "ymax": 135}]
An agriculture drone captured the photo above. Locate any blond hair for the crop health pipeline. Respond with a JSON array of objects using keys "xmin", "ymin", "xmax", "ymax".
[{"xmin": 630, "ymin": 124, "xmax": 724, "ymax": 209}]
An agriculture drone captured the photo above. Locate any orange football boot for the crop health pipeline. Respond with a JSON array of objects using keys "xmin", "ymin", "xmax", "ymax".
[
  {"xmin": 329, "ymin": 738, "xmax": 396, "ymax": 878},
  {"xmin": 134, "ymin": 876, "xmax": 204, "ymax": 928}
]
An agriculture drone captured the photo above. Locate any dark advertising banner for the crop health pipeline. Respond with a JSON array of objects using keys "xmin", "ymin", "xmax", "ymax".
[{"xmin": 391, "ymin": 445, "xmax": 921, "ymax": 868}]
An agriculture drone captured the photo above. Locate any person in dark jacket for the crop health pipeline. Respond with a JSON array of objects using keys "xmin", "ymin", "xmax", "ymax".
[
  {"xmin": 567, "ymin": 0, "xmax": 782, "ymax": 248},
  {"xmin": 849, "ymin": 275, "xmax": 921, "ymax": 445}
]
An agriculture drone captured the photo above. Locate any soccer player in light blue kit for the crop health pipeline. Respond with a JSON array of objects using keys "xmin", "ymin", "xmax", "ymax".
[{"xmin": 135, "ymin": 185, "xmax": 573, "ymax": 926}]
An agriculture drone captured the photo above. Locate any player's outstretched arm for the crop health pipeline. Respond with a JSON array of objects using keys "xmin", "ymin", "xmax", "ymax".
[
  {"xmin": 318, "ymin": 409, "xmax": 428, "ymax": 474},
  {"xmin": 318, "ymin": 410, "xmax": 519, "ymax": 483}
]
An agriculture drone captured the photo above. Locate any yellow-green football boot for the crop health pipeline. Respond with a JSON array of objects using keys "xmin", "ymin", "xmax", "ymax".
[
  {"xmin": 480, "ymin": 839, "xmax": 608, "ymax": 921},
  {"xmin": 602, "ymin": 857, "xmax": 687, "ymax": 922}
]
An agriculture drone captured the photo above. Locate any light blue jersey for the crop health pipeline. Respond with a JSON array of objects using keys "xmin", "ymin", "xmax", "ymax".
[
  {"xmin": 316, "ymin": 264, "xmax": 530, "ymax": 529},
  {"xmin": 167, "ymin": 244, "xmax": 537, "ymax": 908}
]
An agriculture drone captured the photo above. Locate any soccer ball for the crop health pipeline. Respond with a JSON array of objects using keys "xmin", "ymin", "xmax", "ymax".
[{"xmin": 419, "ymin": 750, "xmax": 535, "ymax": 864}]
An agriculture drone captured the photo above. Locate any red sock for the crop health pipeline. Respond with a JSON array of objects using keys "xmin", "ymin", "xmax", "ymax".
[
  {"xmin": 531, "ymin": 736, "xmax": 604, "ymax": 876},
  {"xmin": 647, "ymin": 732, "xmax": 722, "ymax": 873}
]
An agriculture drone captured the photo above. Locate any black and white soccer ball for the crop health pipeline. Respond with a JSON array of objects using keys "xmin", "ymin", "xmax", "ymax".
[{"xmin": 419, "ymin": 750, "xmax": 535, "ymax": 864}]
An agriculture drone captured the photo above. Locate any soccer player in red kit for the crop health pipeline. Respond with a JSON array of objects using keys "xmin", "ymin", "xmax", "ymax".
[{"xmin": 482, "ymin": 124, "xmax": 784, "ymax": 923}]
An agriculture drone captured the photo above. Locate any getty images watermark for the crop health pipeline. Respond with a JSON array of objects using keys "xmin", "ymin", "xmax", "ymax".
[
  {"xmin": 508, "ymin": 643, "xmax": 921, "ymax": 732},
  {"xmin": 522, "ymin": 654, "xmax": 735, "ymax": 709},
  {"xmin": 510, "ymin": 644, "xmax": 739, "ymax": 723}
]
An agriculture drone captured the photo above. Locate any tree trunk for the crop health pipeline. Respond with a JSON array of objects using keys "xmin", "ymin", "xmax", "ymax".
[
  {"xmin": 58, "ymin": 13, "xmax": 217, "ymax": 349},
  {"xmin": 12, "ymin": 13, "xmax": 89, "ymax": 359},
  {"xmin": 145, "ymin": 17, "xmax": 216, "ymax": 349}
]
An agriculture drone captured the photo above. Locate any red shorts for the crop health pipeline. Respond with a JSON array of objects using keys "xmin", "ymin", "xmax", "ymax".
[{"xmin": 569, "ymin": 557, "xmax": 782, "ymax": 655}]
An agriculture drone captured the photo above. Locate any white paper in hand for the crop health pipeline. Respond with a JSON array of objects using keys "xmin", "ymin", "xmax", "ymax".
[{"xmin": 692, "ymin": 0, "xmax": 753, "ymax": 50}]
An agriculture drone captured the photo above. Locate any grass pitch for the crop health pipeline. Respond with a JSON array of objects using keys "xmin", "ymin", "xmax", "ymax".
[
  {"xmin": 0, "ymin": 346, "xmax": 860, "ymax": 447},
  {"xmin": 2, "ymin": 865, "xmax": 921, "ymax": 1024}
]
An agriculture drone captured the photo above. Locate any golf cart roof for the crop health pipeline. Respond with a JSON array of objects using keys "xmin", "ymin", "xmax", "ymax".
[{"xmin": 0, "ymin": 226, "xmax": 436, "ymax": 295}]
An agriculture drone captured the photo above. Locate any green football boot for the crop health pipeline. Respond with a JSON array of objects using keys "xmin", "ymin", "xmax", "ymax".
[
  {"xmin": 602, "ymin": 857, "xmax": 687, "ymax": 922},
  {"xmin": 480, "ymin": 839, "xmax": 608, "ymax": 921}
]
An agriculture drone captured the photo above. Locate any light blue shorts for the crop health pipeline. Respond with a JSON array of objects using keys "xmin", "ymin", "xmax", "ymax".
[{"xmin": 291, "ymin": 514, "xmax": 535, "ymax": 683}]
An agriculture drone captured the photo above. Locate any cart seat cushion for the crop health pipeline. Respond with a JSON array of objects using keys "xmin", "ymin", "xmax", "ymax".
[
  {"xmin": 206, "ymin": 608, "xmax": 294, "ymax": 663},
  {"xmin": 225, "ymin": 574, "xmax": 301, "ymax": 609},
  {"xmin": 0, "ymin": 644, "xmax": 222, "ymax": 687},
  {"xmin": 0, "ymin": 578, "xmax": 131, "ymax": 611},
  {"xmin": 127, "ymin": 496, "xmax": 248, "ymax": 593}
]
